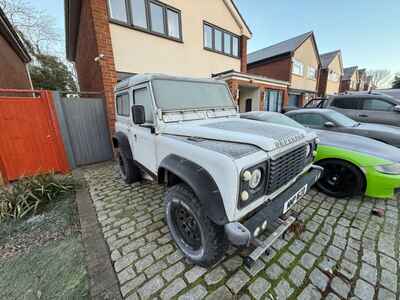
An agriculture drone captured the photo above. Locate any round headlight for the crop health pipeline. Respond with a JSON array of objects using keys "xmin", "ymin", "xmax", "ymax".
[{"xmin": 249, "ymin": 169, "xmax": 262, "ymax": 189}]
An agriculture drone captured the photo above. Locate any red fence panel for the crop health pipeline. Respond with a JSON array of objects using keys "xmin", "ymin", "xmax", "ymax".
[{"xmin": 0, "ymin": 89, "xmax": 69, "ymax": 182}]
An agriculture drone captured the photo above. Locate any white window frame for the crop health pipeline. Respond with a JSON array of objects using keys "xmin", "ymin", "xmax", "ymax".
[
  {"xmin": 307, "ymin": 66, "xmax": 317, "ymax": 80},
  {"xmin": 292, "ymin": 59, "xmax": 304, "ymax": 76}
]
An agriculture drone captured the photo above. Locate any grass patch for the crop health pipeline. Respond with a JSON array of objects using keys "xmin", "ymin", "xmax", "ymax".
[{"xmin": 0, "ymin": 192, "xmax": 89, "ymax": 299}]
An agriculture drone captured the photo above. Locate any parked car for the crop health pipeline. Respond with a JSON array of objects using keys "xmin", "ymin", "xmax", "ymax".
[
  {"xmin": 112, "ymin": 74, "xmax": 322, "ymax": 267},
  {"xmin": 241, "ymin": 111, "xmax": 400, "ymax": 199},
  {"xmin": 303, "ymin": 93, "xmax": 400, "ymax": 127},
  {"xmin": 285, "ymin": 109, "xmax": 400, "ymax": 148}
]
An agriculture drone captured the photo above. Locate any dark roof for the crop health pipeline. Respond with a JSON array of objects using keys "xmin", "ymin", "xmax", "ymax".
[
  {"xmin": 320, "ymin": 50, "xmax": 341, "ymax": 69},
  {"xmin": 0, "ymin": 7, "xmax": 31, "ymax": 63},
  {"xmin": 342, "ymin": 66, "xmax": 358, "ymax": 80},
  {"xmin": 247, "ymin": 31, "xmax": 319, "ymax": 65}
]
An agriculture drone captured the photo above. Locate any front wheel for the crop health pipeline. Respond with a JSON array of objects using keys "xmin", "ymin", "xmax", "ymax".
[
  {"xmin": 165, "ymin": 183, "xmax": 228, "ymax": 267},
  {"xmin": 316, "ymin": 159, "xmax": 365, "ymax": 198}
]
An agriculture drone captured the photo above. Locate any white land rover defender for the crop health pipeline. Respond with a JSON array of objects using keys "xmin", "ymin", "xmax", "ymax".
[{"xmin": 113, "ymin": 74, "xmax": 323, "ymax": 267}]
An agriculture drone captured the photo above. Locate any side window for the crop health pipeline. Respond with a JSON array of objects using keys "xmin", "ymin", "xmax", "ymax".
[
  {"xmin": 331, "ymin": 98, "xmax": 359, "ymax": 109},
  {"xmin": 295, "ymin": 114, "xmax": 326, "ymax": 126},
  {"xmin": 116, "ymin": 93, "xmax": 130, "ymax": 116},
  {"xmin": 362, "ymin": 99, "xmax": 394, "ymax": 111},
  {"xmin": 133, "ymin": 88, "xmax": 154, "ymax": 123}
]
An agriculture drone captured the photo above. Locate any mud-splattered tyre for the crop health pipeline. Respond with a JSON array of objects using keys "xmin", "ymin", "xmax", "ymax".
[
  {"xmin": 117, "ymin": 150, "xmax": 141, "ymax": 184},
  {"xmin": 165, "ymin": 183, "xmax": 228, "ymax": 267}
]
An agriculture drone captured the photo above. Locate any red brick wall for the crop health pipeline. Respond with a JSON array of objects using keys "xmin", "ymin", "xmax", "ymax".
[
  {"xmin": 339, "ymin": 79, "xmax": 350, "ymax": 93},
  {"xmin": 74, "ymin": 0, "xmax": 117, "ymax": 133},
  {"xmin": 0, "ymin": 34, "xmax": 31, "ymax": 89},
  {"xmin": 247, "ymin": 55, "xmax": 292, "ymax": 82},
  {"xmin": 318, "ymin": 68, "xmax": 328, "ymax": 96},
  {"xmin": 240, "ymin": 36, "xmax": 248, "ymax": 73}
]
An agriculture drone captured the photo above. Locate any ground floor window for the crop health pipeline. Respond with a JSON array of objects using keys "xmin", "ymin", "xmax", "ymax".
[
  {"xmin": 265, "ymin": 90, "xmax": 283, "ymax": 112},
  {"xmin": 288, "ymin": 94, "xmax": 301, "ymax": 107}
]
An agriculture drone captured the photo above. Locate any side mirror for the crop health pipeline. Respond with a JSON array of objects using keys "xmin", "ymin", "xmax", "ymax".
[
  {"xmin": 394, "ymin": 105, "xmax": 400, "ymax": 113},
  {"xmin": 324, "ymin": 121, "xmax": 336, "ymax": 128},
  {"xmin": 132, "ymin": 105, "xmax": 145, "ymax": 125}
]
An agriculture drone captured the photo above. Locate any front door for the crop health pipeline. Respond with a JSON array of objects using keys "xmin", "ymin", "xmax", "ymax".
[
  {"xmin": 129, "ymin": 84, "xmax": 158, "ymax": 174},
  {"xmin": 265, "ymin": 90, "xmax": 283, "ymax": 112},
  {"xmin": 288, "ymin": 94, "xmax": 300, "ymax": 107},
  {"xmin": 245, "ymin": 98, "xmax": 252, "ymax": 112}
]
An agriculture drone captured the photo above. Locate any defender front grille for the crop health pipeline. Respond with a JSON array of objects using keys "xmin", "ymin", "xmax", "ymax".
[{"xmin": 266, "ymin": 145, "xmax": 308, "ymax": 194}]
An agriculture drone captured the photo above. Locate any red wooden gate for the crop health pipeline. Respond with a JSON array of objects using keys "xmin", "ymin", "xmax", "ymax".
[{"xmin": 0, "ymin": 89, "xmax": 69, "ymax": 182}]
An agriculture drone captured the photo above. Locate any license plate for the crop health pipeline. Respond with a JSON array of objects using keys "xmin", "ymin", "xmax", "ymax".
[{"xmin": 283, "ymin": 184, "xmax": 308, "ymax": 214}]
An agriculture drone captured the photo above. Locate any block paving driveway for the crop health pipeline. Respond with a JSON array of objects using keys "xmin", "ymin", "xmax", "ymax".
[{"xmin": 83, "ymin": 163, "xmax": 399, "ymax": 300}]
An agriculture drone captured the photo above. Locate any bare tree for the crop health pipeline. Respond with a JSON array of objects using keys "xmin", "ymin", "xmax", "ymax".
[
  {"xmin": 0, "ymin": 0, "xmax": 61, "ymax": 54},
  {"xmin": 366, "ymin": 69, "xmax": 392, "ymax": 88}
]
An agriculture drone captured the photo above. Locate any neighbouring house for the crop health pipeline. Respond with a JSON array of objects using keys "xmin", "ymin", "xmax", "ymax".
[
  {"xmin": 247, "ymin": 31, "xmax": 321, "ymax": 108},
  {"xmin": 317, "ymin": 50, "xmax": 343, "ymax": 97},
  {"xmin": 0, "ymin": 7, "xmax": 32, "ymax": 89},
  {"xmin": 65, "ymin": 0, "xmax": 253, "ymax": 131},
  {"xmin": 340, "ymin": 66, "xmax": 359, "ymax": 92},
  {"xmin": 357, "ymin": 68, "xmax": 367, "ymax": 91}
]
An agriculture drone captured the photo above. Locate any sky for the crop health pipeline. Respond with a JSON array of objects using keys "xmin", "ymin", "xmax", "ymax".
[{"xmin": 31, "ymin": 0, "xmax": 400, "ymax": 74}]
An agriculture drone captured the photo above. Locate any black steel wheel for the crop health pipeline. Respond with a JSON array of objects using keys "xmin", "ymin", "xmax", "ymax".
[
  {"xmin": 165, "ymin": 183, "xmax": 228, "ymax": 267},
  {"xmin": 316, "ymin": 159, "xmax": 365, "ymax": 198}
]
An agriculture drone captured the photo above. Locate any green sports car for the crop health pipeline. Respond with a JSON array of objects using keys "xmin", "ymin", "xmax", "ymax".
[{"xmin": 241, "ymin": 112, "xmax": 400, "ymax": 199}]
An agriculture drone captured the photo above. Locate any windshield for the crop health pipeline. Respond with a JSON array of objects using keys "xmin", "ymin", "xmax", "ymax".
[
  {"xmin": 248, "ymin": 113, "xmax": 305, "ymax": 129},
  {"xmin": 152, "ymin": 79, "xmax": 235, "ymax": 111},
  {"xmin": 326, "ymin": 110, "xmax": 358, "ymax": 127}
]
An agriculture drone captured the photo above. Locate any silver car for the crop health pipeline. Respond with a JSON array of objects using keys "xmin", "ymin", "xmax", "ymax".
[{"xmin": 286, "ymin": 109, "xmax": 400, "ymax": 148}]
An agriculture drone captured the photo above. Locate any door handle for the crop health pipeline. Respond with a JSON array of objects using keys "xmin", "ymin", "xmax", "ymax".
[{"xmin": 358, "ymin": 114, "xmax": 368, "ymax": 117}]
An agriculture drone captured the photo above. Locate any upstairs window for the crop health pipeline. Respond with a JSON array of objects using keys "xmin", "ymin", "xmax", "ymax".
[
  {"xmin": 203, "ymin": 22, "xmax": 240, "ymax": 58},
  {"xmin": 108, "ymin": 0, "xmax": 182, "ymax": 41},
  {"xmin": 292, "ymin": 59, "xmax": 304, "ymax": 76},
  {"xmin": 307, "ymin": 66, "xmax": 317, "ymax": 80},
  {"xmin": 328, "ymin": 70, "xmax": 339, "ymax": 82}
]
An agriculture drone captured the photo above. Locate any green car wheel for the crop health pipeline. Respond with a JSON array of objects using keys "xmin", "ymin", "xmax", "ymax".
[{"xmin": 316, "ymin": 159, "xmax": 366, "ymax": 198}]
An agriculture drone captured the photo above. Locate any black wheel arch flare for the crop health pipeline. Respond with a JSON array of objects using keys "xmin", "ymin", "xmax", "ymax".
[
  {"xmin": 113, "ymin": 132, "xmax": 133, "ymax": 160},
  {"xmin": 158, "ymin": 154, "xmax": 228, "ymax": 226}
]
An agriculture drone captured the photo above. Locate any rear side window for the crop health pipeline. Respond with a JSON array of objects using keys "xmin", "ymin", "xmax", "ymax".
[
  {"xmin": 331, "ymin": 97, "xmax": 360, "ymax": 109},
  {"xmin": 292, "ymin": 114, "xmax": 327, "ymax": 126},
  {"xmin": 362, "ymin": 98, "xmax": 394, "ymax": 111},
  {"xmin": 116, "ymin": 93, "xmax": 130, "ymax": 116}
]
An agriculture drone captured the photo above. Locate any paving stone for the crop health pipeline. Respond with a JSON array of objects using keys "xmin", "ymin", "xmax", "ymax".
[
  {"xmin": 167, "ymin": 250, "xmax": 184, "ymax": 265},
  {"xmin": 310, "ymin": 268, "xmax": 329, "ymax": 291},
  {"xmin": 360, "ymin": 263, "xmax": 377, "ymax": 285},
  {"xmin": 289, "ymin": 266, "xmax": 306, "ymax": 287},
  {"xmin": 111, "ymin": 249, "xmax": 122, "ymax": 261},
  {"xmin": 248, "ymin": 278, "xmax": 270, "ymax": 299},
  {"xmin": 160, "ymin": 278, "xmax": 186, "ymax": 300},
  {"xmin": 245, "ymin": 258, "xmax": 265, "ymax": 276},
  {"xmin": 354, "ymin": 279, "xmax": 374, "ymax": 300},
  {"xmin": 117, "ymin": 267, "xmax": 136, "ymax": 285},
  {"xmin": 362, "ymin": 250, "xmax": 377, "ymax": 266},
  {"xmin": 226, "ymin": 270, "xmax": 250, "ymax": 294},
  {"xmin": 278, "ymin": 252, "xmax": 295, "ymax": 268},
  {"xmin": 309, "ymin": 242, "xmax": 324, "ymax": 256},
  {"xmin": 205, "ymin": 286, "xmax": 233, "ymax": 300},
  {"xmin": 204, "ymin": 266, "xmax": 226, "ymax": 285},
  {"xmin": 379, "ymin": 254, "xmax": 397, "ymax": 273},
  {"xmin": 331, "ymin": 276, "xmax": 350, "ymax": 299},
  {"xmin": 333, "ymin": 235, "xmax": 347, "ymax": 250},
  {"xmin": 135, "ymin": 255, "xmax": 154, "ymax": 273},
  {"xmin": 326, "ymin": 245, "xmax": 342, "ymax": 260},
  {"xmin": 274, "ymin": 280, "xmax": 293, "ymax": 300},
  {"xmin": 178, "ymin": 285, "xmax": 207, "ymax": 300},
  {"xmin": 153, "ymin": 244, "xmax": 174, "ymax": 259},
  {"xmin": 318, "ymin": 256, "xmax": 337, "ymax": 271},
  {"xmin": 184, "ymin": 266, "xmax": 207, "ymax": 283},
  {"xmin": 223, "ymin": 255, "xmax": 243, "ymax": 271},
  {"xmin": 120, "ymin": 274, "xmax": 146, "ymax": 297},
  {"xmin": 339, "ymin": 259, "xmax": 357, "ymax": 280},
  {"xmin": 300, "ymin": 252, "xmax": 317, "ymax": 270},
  {"xmin": 265, "ymin": 263, "xmax": 283, "ymax": 280},
  {"xmin": 138, "ymin": 242, "xmax": 158, "ymax": 257},
  {"xmin": 144, "ymin": 259, "xmax": 168, "ymax": 278},
  {"xmin": 122, "ymin": 238, "xmax": 146, "ymax": 255},
  {"xmin": 137, "ymin": 275, "xmax": 164, "ymax": 299},
  {"xmin": 114, "ymin": 252, "xmax": 138, "ymax": 272},
  {"xmin": 162, "ymin": 261, "xmax": 185, "ymax": 282},
  {"xmin": 377, "ymin": 288, "xmax": 396, "ymax": 300},
  {"xmin": 289, "ymin": 239, "xmax": 306, "ymax": 255},
  {"xmin": 380, "ymin": 269, "xmax": 397, "ymax": 293}
]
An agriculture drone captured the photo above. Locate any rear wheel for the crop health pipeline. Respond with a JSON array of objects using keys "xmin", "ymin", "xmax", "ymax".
[
  {"xmin": 316, "ymin": 159, "xmax": 365, "ymax": 198},
  {"xmin": 165, "ymin": 183, "xmax": 228, "ymax": 267},
  {"xmin": 117, "ymin": 150, "xmax": 141, "ymax": 184}
]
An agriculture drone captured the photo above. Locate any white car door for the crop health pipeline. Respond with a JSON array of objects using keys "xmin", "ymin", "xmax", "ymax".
[{"xmin": 129, "ymin": 84, "xmax": 158, "ymax": 174}]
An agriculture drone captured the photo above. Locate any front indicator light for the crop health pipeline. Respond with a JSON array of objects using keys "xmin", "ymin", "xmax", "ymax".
[
  {"xmin": 243, "ymin": 171, "xmax": 252, "ymax": 181},
  {"xmin": 241, "ymin": 191, "xmax": 249, "ymax": 201},
  {"xmin": 375, "ymin": 163, "xmax": 400, "ymax": 175}
]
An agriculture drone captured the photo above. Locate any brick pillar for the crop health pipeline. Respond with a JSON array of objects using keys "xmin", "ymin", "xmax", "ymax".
[
  {"xmin": 88, "ymin": 0, "xmax": 118, "ymax": 134},
  {"xmin": 283, "ymin": 89, "xmax": 289, "ymax": 106},
  {"xmin": 226, "ymin": 79, "xmax": 239, "ymax": 105},
  {"xmin": 240, "ymin": 36, "xmax": 248, "ymax": 73},
  {"xmin": 259, "ymin": 87, "xmax": 265, "ymax": 111}
]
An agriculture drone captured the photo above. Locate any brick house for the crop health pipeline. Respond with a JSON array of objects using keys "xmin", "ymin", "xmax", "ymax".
[
  {"xmin": 247, "ymin": 31, "xmax": 321, "ymax": 108},
  {"xmin": 317, "ymin": 50, "xmax": 343, "ymax": 97},
  {"xmin": 340, "ymin": 66, "xmax": 359, "ymax": 93},
  {"xmin": 0, "ymin": 7, "xmax": 32, "ymax": 89},
  {"xmin": 64, "ymin": 0, "xmax": 256, "ymax": 131},
  {"xmin": 357, "ymin": 68, "xmax": 367, "ymax": 91}
]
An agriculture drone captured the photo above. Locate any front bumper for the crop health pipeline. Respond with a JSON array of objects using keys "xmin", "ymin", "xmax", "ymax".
[
  {"xmin": 224, "ymin": 166, "xmax": 322, "ymax": 247},
  {"xmin": 364, "ymin": 166, "xmax": 400, "ymax": 199}
]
